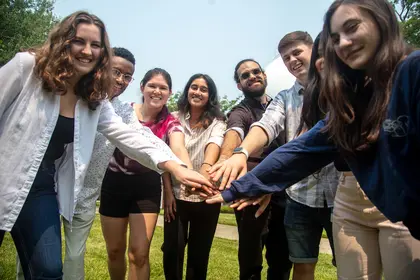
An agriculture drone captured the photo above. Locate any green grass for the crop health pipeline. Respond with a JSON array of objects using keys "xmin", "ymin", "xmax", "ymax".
[{"xmin": 0, "ymin": 215, "xmax": 336, "ymax": 280}]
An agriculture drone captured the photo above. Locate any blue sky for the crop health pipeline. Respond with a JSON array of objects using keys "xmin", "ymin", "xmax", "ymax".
[{"xmin": 54, "ymin": 0, "xmax": 333, "ymax": 102}]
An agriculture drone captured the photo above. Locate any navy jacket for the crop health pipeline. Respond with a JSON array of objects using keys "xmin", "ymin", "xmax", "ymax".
[{"xmin": 222, "ymin": 51, "xmax": 420, "ymax": 239}]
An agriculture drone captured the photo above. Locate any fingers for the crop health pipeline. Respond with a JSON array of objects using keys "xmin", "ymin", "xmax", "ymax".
[
  {"xmin": 210, "ymin": 164, "xmax": 226, "ymax": 186},
  {"xmin": 254, "ymin": 195, "xmax": 271, "ymax": 218},
  {"xmin": 217, "ymin": 166, "xmax": 232, "ymax": 190},
  {"xmin": 237, "ymin": 199, "xmax": 255, "ymax": 211},
  {"xmin": 237, "ymin": 167, "xmax": 248, "ymax": 180},
  {"xmin": 170, "ymin": 202, "xmax": 176, "ymax": 221},
  {"xmin": 208, "ymin": 161, "xmax": 224, "ymax": 174},
  {"xmin": 164, "ymin": 207, "xmax": 170, "ymax": 223},
  {"xmin": 225, "ymin": 168, "xmax": 239, "ymax": 189},
  {"xmin": 255, "ymin": 201, "xmax": 269, "ymax": 218},
  {"xmin": 206, "ymin": 193, "xmax": 225, "ymax": 204},
  {"xmin": 253, "ymin": 195, "xmax": 266, "ymax": 205},
  {"xmin": 230, "ymin": 198, "xmax": 251, "ymax": 209}
]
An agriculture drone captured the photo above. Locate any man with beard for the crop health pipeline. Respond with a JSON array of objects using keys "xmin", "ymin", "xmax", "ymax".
[
  {"xmin": 215, "ymin": 59, "xmax": 291, "ymax": 280},
  {"xmin": 210, "ymin": 32, "xmax": 339, "ymax": 280}
]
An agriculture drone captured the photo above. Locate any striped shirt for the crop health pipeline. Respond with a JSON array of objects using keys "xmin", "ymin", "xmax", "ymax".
[
  {"xmin": 251, "ymin": 81, "xmax": 340, "ymax": 208},
  {"xmin": 172, "ymin": 112, "xmax": 226, "ymax": 202}
]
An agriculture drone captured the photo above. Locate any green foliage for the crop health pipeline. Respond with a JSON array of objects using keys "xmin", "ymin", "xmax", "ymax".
[
  {"xmin": 167, "ymin": 91, "xmax": 181, "ymax": 112},
  {"xmin": 220, "ymin": 95, "xmax": 241, "ymax": 114},
  {"xmin": 166, "ymin": 92, "xmax": 242, "ymax": 114},
  {"xmin": 0, "ymin": 0, "xmax": 58, "ymax": 64},
  {"xmin": 390, "ymin": 0, "xmax": 420, "ymax": 47}
]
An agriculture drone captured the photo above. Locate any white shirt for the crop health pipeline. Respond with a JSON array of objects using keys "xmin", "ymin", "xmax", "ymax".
[
  {"xmin": 0, "ymin": 53, "xmax": 182, "ymax": 231},
  {"xmin": 75, "ymin": 98, "xmax": 142, "ymax": 214}
]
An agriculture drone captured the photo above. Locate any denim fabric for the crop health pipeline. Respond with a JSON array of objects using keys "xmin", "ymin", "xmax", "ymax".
[
  {"xmin": 10, "ymin": 164, "xmax": 63, "ymax": 279},
  {"xmin": 284, "ymin": 196, "xmax": 334, "ymax": 264}
]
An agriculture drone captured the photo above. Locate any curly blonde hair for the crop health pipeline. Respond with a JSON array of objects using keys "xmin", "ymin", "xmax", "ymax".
[{"xmin": 33, "ymin": 11, "xmax": 112, "ymax": 110}]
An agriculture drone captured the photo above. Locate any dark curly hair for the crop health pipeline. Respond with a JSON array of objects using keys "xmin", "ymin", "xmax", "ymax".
[
  {"xmin": 113, "ymin": 47, "xmax": 135, "ymax": 65},
  {"xmin": 33, "ymin": 11, "xmax": 112, "ymax": 110},
  {"xmin": 177, "ymin": 74, "xmax": 226, "ymax": 128}
]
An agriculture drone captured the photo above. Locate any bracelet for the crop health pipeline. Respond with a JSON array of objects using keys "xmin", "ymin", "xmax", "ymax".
[{"xmin": 201, "ymin": 162, "xmax": 213, "ymax": 167}]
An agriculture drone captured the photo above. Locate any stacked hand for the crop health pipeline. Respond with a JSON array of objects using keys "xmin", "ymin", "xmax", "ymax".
[
  {"xmin": 171, "ymin": 157, "xmax": 270, "ymax": 218},
  {"xmin": 207, "ymin": 154, "xmax": 248, "ymax": 190}
]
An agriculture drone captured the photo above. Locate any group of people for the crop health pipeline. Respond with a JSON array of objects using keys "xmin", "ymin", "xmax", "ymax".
[{"xmin": 1, "ymin": 0, "xmax": 420, "ymax": 280}]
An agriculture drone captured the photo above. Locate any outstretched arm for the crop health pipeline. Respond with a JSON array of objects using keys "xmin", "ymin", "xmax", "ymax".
[{"xmin": 221, "ymin": 120, "xmax": 339, "ymax": 202}]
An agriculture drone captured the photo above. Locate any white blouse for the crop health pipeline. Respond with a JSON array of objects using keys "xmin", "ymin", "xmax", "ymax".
[{"xmin": 0, "ymin": 53, "xmax": 182, "ymax": 231}]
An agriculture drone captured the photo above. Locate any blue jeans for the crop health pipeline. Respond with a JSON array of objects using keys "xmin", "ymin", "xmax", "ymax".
[
  {"xmin": 1, "ymin": 164, "xmax": 63, "ymax": 279},
  {"xmin": 284, "ymin": 195, "xmax": 335, "ymax": 264}
]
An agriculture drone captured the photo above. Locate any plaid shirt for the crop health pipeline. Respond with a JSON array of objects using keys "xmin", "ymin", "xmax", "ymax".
[{"xmin": 251, "ymin": 81, "xmax": 340, "ymax": 208}]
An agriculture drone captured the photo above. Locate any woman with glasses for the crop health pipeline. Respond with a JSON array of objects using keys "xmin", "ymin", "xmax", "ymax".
[{"xmin": 99, "ymin": 68, "xmax": 193, "ymax": 280}]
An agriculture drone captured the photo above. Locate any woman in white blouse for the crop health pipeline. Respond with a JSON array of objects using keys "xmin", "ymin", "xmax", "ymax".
[
  {"xmin": 0, "ymin": 11, "xmax": 211, "ymax": 279},
  {"xmin": 162, "ymin": 74, "xmax": 227, "ymax": 280}
]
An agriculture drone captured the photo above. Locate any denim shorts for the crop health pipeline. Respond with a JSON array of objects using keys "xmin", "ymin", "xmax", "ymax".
[{"xmin": 283, "ymin": 196, "xmax": 334, "ymax": 264}]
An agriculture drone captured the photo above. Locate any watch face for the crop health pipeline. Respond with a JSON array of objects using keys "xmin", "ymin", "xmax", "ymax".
[{"xmin": 233, "ymin": 147, "xmax": 243, "ymax": 153}]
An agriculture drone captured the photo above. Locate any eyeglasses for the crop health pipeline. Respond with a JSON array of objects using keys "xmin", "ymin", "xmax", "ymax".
[
  {"xmin": 240, "ymin": 68, "xmax": 262, "ymax": 80},
  {"xmin": 112, "ymin": 68, "xmax": 134, "ymax": 84}
]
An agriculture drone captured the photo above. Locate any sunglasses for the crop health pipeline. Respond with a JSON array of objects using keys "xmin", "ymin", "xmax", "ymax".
[{"xmin": 240, "ymin": 68, "xmax": 262, "ymax": 80}]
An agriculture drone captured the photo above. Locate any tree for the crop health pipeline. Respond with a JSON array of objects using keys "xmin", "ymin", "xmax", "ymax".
[
  {"xmin": 390, "ymin": 0, "xmax": 420, "ymax": 47},
  {"xmin": 0, "ymin": 0, "xmax": 58, "ymax": 64},
  {"xmin": 220, "ymin": 95, "xmax": 241, "ymax": 114},
  {"xmin": 167, "ymin": 92, "xmax": 181, "ymax": 112},
  {"xmin": 166, "ymin": 92, "xmax": 241, "ymax": 114}
]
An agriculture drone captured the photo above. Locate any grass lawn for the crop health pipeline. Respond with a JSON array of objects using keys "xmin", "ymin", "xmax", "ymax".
[{"xmin": 0, "ymin": 215, "xmax": 336, "ymax": 280}]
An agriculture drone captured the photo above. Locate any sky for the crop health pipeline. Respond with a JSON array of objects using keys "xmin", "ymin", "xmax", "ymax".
[{"xmin": 54, "ymin": 0, "xmax": 333, "ymax": 102}]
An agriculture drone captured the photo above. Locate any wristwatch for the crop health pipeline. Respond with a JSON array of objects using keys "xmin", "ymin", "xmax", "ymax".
[{"xmin": 233, "ymin": 147, "xmax": 249, "ymax": 159}]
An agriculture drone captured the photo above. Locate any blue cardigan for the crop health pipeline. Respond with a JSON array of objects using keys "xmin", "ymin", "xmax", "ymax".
[{"xmin": 223, "ymin": 51, "xmax": 420, "ymax": 239}]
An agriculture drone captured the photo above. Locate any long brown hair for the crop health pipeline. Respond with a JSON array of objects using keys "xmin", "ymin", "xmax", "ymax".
[
  {"xmin": 320, "ymin": 0, "xmax": 407, "ymax": 152},
  {"xmin": 33, "ymin": 11, "xmax": 112, "ymax": 110}
]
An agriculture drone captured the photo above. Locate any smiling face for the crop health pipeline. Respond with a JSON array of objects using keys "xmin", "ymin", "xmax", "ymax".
[
  {"xmin": 111, "ymin": 56, "xmax": 134, "ymax": 97},
  {"xmin": 281, "ymin": 43, "xmax": 312, "ymax": 84},
  {"xmin": 188, "ymin": 78, "xmax": 209, "ymax": 110},
  {"xmin": 70, "ymin": 23, "xmax": 102, "ymax": 76},
  {"xmin": 236, "ymin": 61, "xmax": 267, "ymax": 98},
  {"xmin": 330, "ymin": 4, "xmax": 380, "ymax": 70},
  {"xmin": 141, "ymin": 74, "xmax": 171, "ymax": 110}
]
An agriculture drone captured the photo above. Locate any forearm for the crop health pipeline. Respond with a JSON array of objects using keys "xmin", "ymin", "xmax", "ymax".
[
  {"xmin": 169, "ymin": 132, "xmax": 193, "ymax": 169},
  {"xmin": 202, "ymin": 143, "xmax": 221, "ymax": 167},
  {"xmin": 99, "ymin": 102, "xmax": 184, "ymax": 174},
  {"xmin": 222, "ymin": 120, "xmax": 338, "ymax": 201},
  {"xmin": 171, "ymin": 145, "xmax": 193, "ymax": 169},
  {"xmin": 219, "ymin": 130, "xmax": 242, "ymax": 160},
  {"xmin": 240, "ymin": 126, "xmax": 269, "ymax": 156},
  {"xmin": 162, "ymin": 172, "xmax": 173, "ymax": 192}
]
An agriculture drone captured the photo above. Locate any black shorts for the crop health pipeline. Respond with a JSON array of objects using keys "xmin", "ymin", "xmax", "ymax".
[{"xmin": 99, "ymin": 169, "xmax": 161, "ymax": 217}]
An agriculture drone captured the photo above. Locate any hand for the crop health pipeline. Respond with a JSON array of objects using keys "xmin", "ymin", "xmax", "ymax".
[
  {"xmin": 230, "ymin": 194, "xmax": 272, "ymax": 218},
  {"xmin": 208, "ymin": 153, "xmax": 248, "ymax": 190},
  {"xmin": 206, "ymin": 193, "xmax": 226, "ymax": 204},
  {"xmin": 199, "ymin": 165, "xmax": 211, "ymax": 181},
  {"xmin": 163, "ymin": 188, "xmax": 177, "ymax": 223},
  {"xmin": 167, "ymin": 163, "xmax": 214, "ymax": 195}
]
